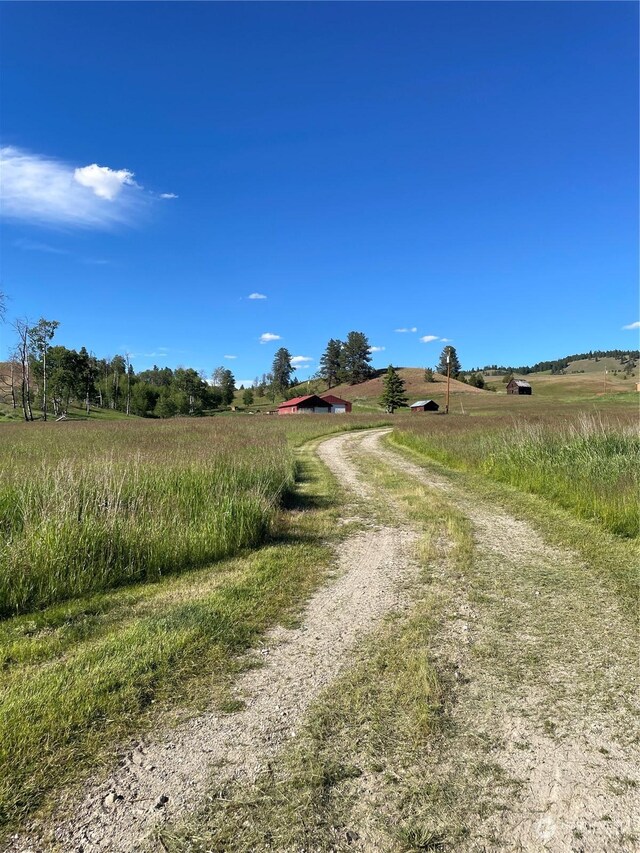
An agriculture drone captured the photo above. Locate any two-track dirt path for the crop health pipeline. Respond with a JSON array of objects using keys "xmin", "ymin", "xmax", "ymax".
[
  {"xmin": 7, "ymin": 430, "xmax": 418, "ymax": 853},
  {"xmin": 7, "ymin": 428, "xmax": 638, "ymax": 853}
]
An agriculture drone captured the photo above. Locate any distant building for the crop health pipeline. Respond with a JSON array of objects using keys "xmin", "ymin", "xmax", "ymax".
[
  {"xmin": 506, "ymin": 379, "xmax": 532, "ymax": 395},
  {"xmin": 277, "ymin": 394, "xmax": 332, "ymax": 415},
  {"xmin": 410, "ymin": 399, "xmax": 440, "ymax": 413},
  {"xmin": 320, "ymin": 394, "xmax": 352, "ymax": 414}
]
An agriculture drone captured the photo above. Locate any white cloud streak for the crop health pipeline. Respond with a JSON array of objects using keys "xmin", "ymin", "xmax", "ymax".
[
  {"xmin": 420, "ymin": 335, "xmax": 439, "ymax": 343},
  {"xmin": 259, "ymin": 332, "xmax": 281, "ymax": 344},
  {"xmin": 394, "ymin": 327, "xmax": 417, "ymax": 333},
  {"xmin": 0, "ymin": 146, "xmax": 152, "ymax": 228},
  {"xmin": 160, "ymin": 192, "xmax": 178, "ymax": 199},
  {"xmin": 622, "ymin": 321, "xmax": 640, "ymax": 330},
  {"xmin": 224, "ymin": 354, "xmax": 237, "ymax": 359},
  {"xmin": 369, "ymin": 345, "xmax": 386, "ymax": 352},
  {"xmin": 291, "ymin": 356, "xmax": 313, "ymax": 365},
  {"xmin": 248, "ymin": 292, "xmax": 267, "ymax": 300}
]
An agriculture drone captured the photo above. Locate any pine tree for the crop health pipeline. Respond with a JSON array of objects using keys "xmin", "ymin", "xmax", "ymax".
[
  {"xmin": 341, "ymin": 331, "xmax": 373, "ymax": 385},
  {"xmin": 319, "ymin": 338, "xmax": 343, "ymax": 388},
  {"xmin": 436, "ymin": 345, "xmax": 461, "ymax": 378},
  {"xmin": 272, "ymin": 348, "xmax": 295, "ymax": 395},
  {"xmin": 380, "ymin": 365, "xmax": 408, "ymax": 413}
]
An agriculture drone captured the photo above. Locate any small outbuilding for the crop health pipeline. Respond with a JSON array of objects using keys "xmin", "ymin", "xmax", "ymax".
[
  {"xmin": 410, "ymin": 399, "xmax": 440, "ymax": 413},
  {"xmin": 320, "ymin": 394, "xmax": 352, "ymax": 414},
  {"xmin": 277, "ymin": 394, "xmax": 332, "ymax": 415},
  {"xmin": 506, "ymin": 379, "xmax": 532, "ymax": 395}
]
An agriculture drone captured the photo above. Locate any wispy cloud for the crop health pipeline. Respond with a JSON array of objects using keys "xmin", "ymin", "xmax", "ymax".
[
  {"xmin": 291, "ymin": 355, "xmax": 313, "ymax": 365},
  {"xmin": 0, "ymin": 145, "xmax": 159, "ymax": 228},
  {"xmin": 394, "ymin": 327, "xmax": 417, "ymax": 333},
  {"xmin": 260, "ymin": 332, "xmax": 281, "ymax": 344},
  {"xmin": 440, "ymin": 338, "xmax": 452, "ymax": 343},
  {"xmin": 248, "ymin": 292, "xmax": 267, "ymax": 300},
  {"xmin": 224, "ymin": 354, "xmax": 237, "ymax": 359},
  {"xmin": 420, "ymin": 335, "xmax": 440, "ymax": 343},
  {"xmin": 369, "ymin": 345, "xmax": 386, "ymax": 353},
  {"xmin": 14, "ymin": 238, "xmax": 69, "ymax": 255},
  {"xmin": 622, "ymin": 321, "xmax": 640, "ymax": 330},
  {"xmin": 159, "ymin": 192, "xmax": 178, "ymax": 200}
]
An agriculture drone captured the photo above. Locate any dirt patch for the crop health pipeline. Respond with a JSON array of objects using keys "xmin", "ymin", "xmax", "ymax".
[{"xmin": 6, "ymin": 430, "xmax": 418, "ymax": 853}]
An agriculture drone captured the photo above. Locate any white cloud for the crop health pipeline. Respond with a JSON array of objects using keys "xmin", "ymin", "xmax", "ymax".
[
  {"xmin": 260, "ymin": 332, "xmax": 281, "ymax": 344},
  {"xmin": 369, "ymin": 346, "xmax": 386, "ymax": 353},
  {"xmin": 622, "ymin": 321, "xmax": 640, "ymax": 330},
  {"xmin": 0, "ymin": 146, "xmax": 146, "ymax": 228},
  {"xmin": 440, "ymin": 338, "xmax": 452, "ymax": 342},
  {"xmin": 420, "ymin": 335, "xmax": 439, "ymax": 343},
  {"xmin": 248, "ymin": 292, "xmax": 267, "ymax": 300},
  {"xmin": 291, "ymin": 355, "xmax": 313, "ymax": 365},
  {"xmin": 224, "ymin": 354, "xmax": 237, "ymax": 359},
  {"xmin": 160, "ymin": 192, "xmax": 178, "ymax": 199},
  {"xmin": 236, "ymin": 379, "xmax": 255, "ymax": 388},
  {"xmin": 394, "ymin": 327, "xmax": 417, "ymax": 333},
  {"xmin": 74, "ymin": 163, "xmax": 137, "ymax": 200}
]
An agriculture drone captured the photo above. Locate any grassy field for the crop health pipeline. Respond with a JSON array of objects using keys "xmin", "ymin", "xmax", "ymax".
[
  {"xmin": 0, "ymin": 414, "xmax": 388, "ymax": 830},
  {"xmin": 391, "ymin": 411, "xmax": 639, "ymax": 538}
]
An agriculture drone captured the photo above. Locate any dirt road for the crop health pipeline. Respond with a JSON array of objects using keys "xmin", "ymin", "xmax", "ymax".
[{"xmin": 7, "ymin": 428, "xmax": 638, "ymax": 852}]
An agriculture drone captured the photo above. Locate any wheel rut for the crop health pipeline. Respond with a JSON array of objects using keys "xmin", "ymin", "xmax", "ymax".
[{"xmin": 6, "ymin": 429, "xmax": 418, "ymax": 853}]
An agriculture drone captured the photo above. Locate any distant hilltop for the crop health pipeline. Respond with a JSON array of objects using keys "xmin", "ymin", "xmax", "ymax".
[{"xmin": 472, "ymin": 349, "xmax": 639, "ymax": 377}]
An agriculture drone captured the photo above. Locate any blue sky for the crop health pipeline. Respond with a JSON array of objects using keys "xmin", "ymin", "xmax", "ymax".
[{"xmin": 1, "ymin": 1, "xmax": 638, "ymax": 382}]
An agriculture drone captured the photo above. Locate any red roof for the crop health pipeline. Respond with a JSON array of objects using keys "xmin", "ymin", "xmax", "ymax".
[
  {"xmin": 320, "ymin": 394, "xmax": 350, "ymax": 405},
  {"xmin": 277, "ymin": 394, "xmax": 330, "ymax": 409}
]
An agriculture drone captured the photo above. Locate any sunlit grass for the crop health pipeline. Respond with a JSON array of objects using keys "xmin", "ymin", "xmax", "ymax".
[{"xmin": 392, "ymin": 413, "xmax": 639, "ymax": 538}]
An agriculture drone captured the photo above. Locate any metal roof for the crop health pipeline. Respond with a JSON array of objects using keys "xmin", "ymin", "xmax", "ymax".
[
  {"xmin": 277, "ymin": 394, "xmax": 331, "ymax": 408},
  {"xmin": 410, "ymin": 399, "xmax": 437, "ymax": 407},
  {"xmin": 512, "ymin": 380, "xmax": 532, "ymax": 388}
]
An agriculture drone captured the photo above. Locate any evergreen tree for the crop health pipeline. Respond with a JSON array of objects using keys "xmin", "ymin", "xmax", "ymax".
[
  {"xmin": 380, "ymin": 365, "xmax": 408, "ymax": 413},
  {"xmin": 436, "ymin": 345, "xmax": 461, "ymax": 378},
  {"xmin": 341, "ymin": 331, "xmax": 373, "ymax": 385},
  {"xmin": 272, "ymin": 348, "xmax": 295, "ymax": 395},
  {"xmin": 242, "ymin": 388, "xmax": 254, "ymax": 406},
  {"xmin": 424, "ymin": 367, "xmax": 434, "ymax": 382},
  {"xmin": 319, "ymin": 338, "xmax": 343, "ymax": 388}
]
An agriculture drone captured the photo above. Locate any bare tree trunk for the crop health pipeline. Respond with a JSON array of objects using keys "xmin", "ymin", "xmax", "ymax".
[
  {"xmin": 10, "ymin": 360, "xmax": 17, "ymax": 409},
  {"xmin": 125, "ymin": 353, "xmax": 131, "ymax": 416},
  {"xmin": 42, "ymin": 344, "xmax": 47, "ymax": 422},
  {"xmin": 14, "ymin": 320, "xmax": 32, "ymax": 422}
]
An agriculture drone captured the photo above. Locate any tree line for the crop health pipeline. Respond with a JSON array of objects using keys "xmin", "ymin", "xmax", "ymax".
[
  {"xmin": 473, "ymin": 349, "xmax": 639, "ymax": 376},
  {"xmin": 1, "ymin": 310, "xmax": 239, "ymax": 422}
]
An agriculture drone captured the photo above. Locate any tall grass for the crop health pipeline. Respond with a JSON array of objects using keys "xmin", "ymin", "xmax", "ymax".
[
  {"xmin": 392, "ymin": 413, "xmax": 639, "ymax": 538},
  {"xmin": 0, "ymin": 417, "xmax": 388, "ymax": 616}
]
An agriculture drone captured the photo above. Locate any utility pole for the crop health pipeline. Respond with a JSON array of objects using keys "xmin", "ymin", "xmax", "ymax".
[{"xmin": 445, "ymin": 349, "xmax": 451, "ymax": 414}]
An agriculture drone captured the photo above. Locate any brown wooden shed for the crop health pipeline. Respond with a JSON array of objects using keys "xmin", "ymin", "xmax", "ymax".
[
  {"xmin": 506, "ymin": 380, "xmax": 532, "ymax": 395},
  {"xmin": 410, "ymin": 399, "xmax": 440, "ymax": 413}
]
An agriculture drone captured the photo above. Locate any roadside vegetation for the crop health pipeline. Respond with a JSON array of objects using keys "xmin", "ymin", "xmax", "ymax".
[
  {"xmin": 391, "ymin": 412, "xmax": 639, "ymax": 538},
  {"xmin": 0, "ymin": 415, "xmax": 387, "ymax": 831}
]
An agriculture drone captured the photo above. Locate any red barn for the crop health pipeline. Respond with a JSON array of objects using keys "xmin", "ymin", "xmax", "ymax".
[
  {"xmin": 320, "ymin": 394, "xmax": 352, "ymax": 414},
  {"xmin": 277, "ymin": 394, "xmax": 332, "ymax": 415}
]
